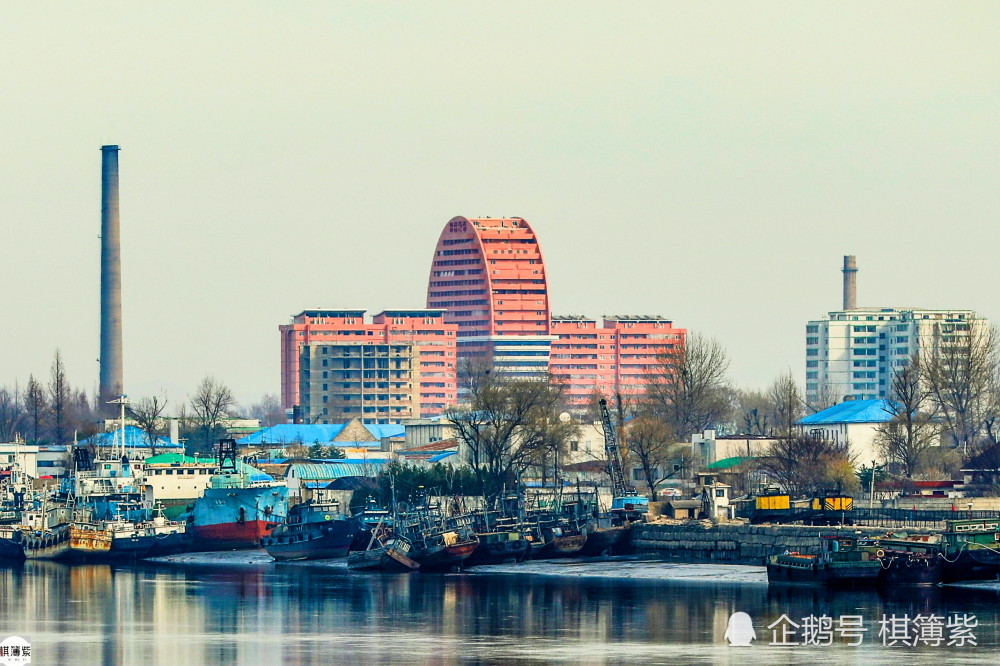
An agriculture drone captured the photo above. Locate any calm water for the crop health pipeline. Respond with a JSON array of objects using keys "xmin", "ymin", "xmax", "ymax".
[{"xmin": 1, "ymin": 558, "xmax": 1000, "ymax": 665}]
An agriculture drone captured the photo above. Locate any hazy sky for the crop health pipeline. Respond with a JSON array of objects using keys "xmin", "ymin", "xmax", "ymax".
[{"xmin": 3, "ymin": 3, "xmax": 999, "ymax": 408}]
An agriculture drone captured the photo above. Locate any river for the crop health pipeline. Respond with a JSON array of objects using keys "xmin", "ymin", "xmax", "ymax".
[{"xmin": 0, "ymin": 556, "xmax": 998, "ymax": 665}]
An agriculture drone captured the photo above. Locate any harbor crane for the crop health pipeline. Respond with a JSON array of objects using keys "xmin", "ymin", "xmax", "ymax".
[{"xmin": 599, "ymin": 398, "xmax": 648, "ymax": 523}]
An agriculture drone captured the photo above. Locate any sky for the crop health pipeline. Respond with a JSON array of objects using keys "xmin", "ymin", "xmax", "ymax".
[{"xmin": 2, "ymin": 3, "xmax": 999, "ymax": 408}]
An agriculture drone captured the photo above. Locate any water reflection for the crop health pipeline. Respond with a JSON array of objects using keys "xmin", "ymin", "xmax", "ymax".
[{"xmin": 0, "ymin": 560, "xmax": 997, "ymax": 665}]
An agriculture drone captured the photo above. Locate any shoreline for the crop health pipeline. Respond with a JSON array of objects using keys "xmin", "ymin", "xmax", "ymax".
[{"xmin": 145, "ymin": 550, "xmax": 769, "ymax": 583}]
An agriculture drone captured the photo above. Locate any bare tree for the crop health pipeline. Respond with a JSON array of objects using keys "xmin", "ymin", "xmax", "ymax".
[
  {"xmin": 767, "ymin": 371, "xmax": 804, "ymax": 437},
  {"xmin": 921, "ymin": 322, "xmax": 998, "ymax": 454},
  {"xmin": 645, "ymin": 332, "xmax": 732, "ymax": 441},
  {"xmin": 48, "ymin": 350, "xmax": 72, "ymax": 445},
  {"xmin": 24, "ymin": 375, "xmax": 46, "ymax": 444},
  {"xmin": 189, "ymin": 376, "xmax": 236, "ymax": 452},
  {"xmin": 0, "ymin": 385, "xmax": 25, "ymax": 442},
  {"xmin": 756, "ymin": 434, "xmax": 858, "ymax": 496},
  {"xmin": 875, "ymin": 357, "xmax": 939, "ymax": 477},
  {"xmin": 734, "ymin": 388, "xmax": 771, "ymax": 436},
  {"xmin": 244, "ymin": 394, "xmax": 286, "ymax": 427},
  {"xmin": 805, "ymin": 382, "xmax": 837, "ymax": 414},
  {"xmin": 128, "ymin": 395, "xmax": 168, "ymax": 456},
  {"xmin": 72, "ymin": 389, "xmax": 101, "ymax": 441},
  {"xmin": 626, "ymin": 416, "xmax": 677, "ymax": 500},
  {"xmin": 447, "ymin": 368, "xmax": 577, "ymax": 497}
]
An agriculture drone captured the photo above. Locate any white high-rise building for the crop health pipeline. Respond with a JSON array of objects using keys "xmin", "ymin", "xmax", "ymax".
[{"xmin": 805, "ymin": 307, "xmax": 987, "ymax": 405}]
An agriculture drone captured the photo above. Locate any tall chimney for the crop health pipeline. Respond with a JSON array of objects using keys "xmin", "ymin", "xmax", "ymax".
[
  {"xmin": 842, "ymin": 255, "xmax": 857, "ymax": 311},
  {"xmin": 99, "ymin": 145, "xmax": 124, "ymax": 412}
]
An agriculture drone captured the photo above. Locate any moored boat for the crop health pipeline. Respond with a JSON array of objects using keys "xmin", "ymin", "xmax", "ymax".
[
  {"xmin": 766, "ymin": 535, "xmax": 881, "ymax": 586},
  {"xmin": 532, "ymin": 531, "xmax": 588, "ymax": 559},
  {"xmin": 347, "ymin": 533, "xmax": 419, "ymax": 572},
  {"xmin": 263, "ymin": 499, "xmax": 357, "ymax": 561},
  {"xmin": 856, "ymin": 534, "xmax": 944, "ymax": 586},
  {"xmin": 188, "ymin": 439, "xmax": 288, "ymax": 550},
  {"xmin": 580, "ymin": 526, "xmax": 628, "ymax": 556},
  {"xmin": 466, "ymin": 530, "xmax": 530, "ymax": 566},
  {"xmin": 396, "ymin": 500, "xmax": 480, "ymax": 572}
]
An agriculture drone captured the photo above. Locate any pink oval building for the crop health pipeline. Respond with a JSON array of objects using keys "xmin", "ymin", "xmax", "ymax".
[{"xmin": 426, "ymin": 216, "xmax": 556, "ymax": 377}]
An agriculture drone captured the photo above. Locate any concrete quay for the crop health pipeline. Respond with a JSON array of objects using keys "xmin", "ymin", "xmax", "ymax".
[{"xmin": 629, "ymin": 520, "xmax": 935, "ymax": 565}]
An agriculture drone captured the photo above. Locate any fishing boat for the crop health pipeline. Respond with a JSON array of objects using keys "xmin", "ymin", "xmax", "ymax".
[
  {"xmin": 5, "ymin": 502, "xmax": 115, "ymax": 562},
  {"xmin": 938, "ymin": 518, "xmax": 1000, "ymax": 583},
  {"xmin": 0, "ymin": 502, "xmax": 73, "ymax": 562},
  {"xmin": 0, "ymin": 455, "xmax": 31, "ymax": 525},
  {"xmin": 396, "ymin": 499, "xmax": 480, "ymax": 572},
  {"xmin": 466, "ymin": 495, "xmax": 531, "ymax": 566},
  {"xmin": 65, "ymin": 399, "xmax": 189, "ymax": 561},
  {"xmin": 766, "ymin": 535, "xmax": 881, "ymax": 586},
  {"xmin": 466, "ymin": 530, "xmax": 530, "ymax": 566},
  {"xmin": 524, "ymin": 496, "xmax": 591, "ymax": 560},
  {"xmin": 188, "ymin": 439, "xmax": 287, "ymax": 550},
  {"xmin": 263, "ymin": 499, "xmax": 358, "ymax": 561},
  {"xmin": 580, "ymin": 523, "xmax": 629, "ymax": 556},
  {"xmin": 347, "ymin": 521, "xmax": 419, "ymax": 572}
]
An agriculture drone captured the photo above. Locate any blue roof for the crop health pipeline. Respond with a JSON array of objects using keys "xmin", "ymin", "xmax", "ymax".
[
  {"xmin": 428, "ymin": 451, "xmax": 457, "ymax": 463},
  {"xmin": 237, "ymin": 423, "xmax": 405, "ymax": 445},
  {"xmin": 287, "ymin": 462, "xmax": 383, "ymax": 480},
  {"xmin": 78, "ymin": 426, "xmax": 183, "ymax": 450},
  {"xmin": 798, "ymin": 399, "xmax": 897, "ymax": 425}
]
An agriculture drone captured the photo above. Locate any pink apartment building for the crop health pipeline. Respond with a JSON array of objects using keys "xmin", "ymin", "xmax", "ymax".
[
  {"xmin": 279, "ymin": 309, "xmax": 457, "ymax": 421},
  {"xmin": 550, "ymin": 316, "xmax": 685, "ymax": 410},
  {"xmin": 426, "ymin": 216, "xmax": 555, "ymax": 377}
]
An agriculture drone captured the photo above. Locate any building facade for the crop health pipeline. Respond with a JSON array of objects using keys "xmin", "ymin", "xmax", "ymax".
[
  {"xmin": 280, "ymin": 309, "xmax": 457, "ymax": 421},
  {"xmin": 426, "ymin": 216, "xmax": 555, "ymax": 378},
  {"xmin": 805, "ymin": 307, "xmax": 989, "ymax": 405},
  {"xmin": 550, "ymin": 315, "xmax": 685, "ymax": 410}
]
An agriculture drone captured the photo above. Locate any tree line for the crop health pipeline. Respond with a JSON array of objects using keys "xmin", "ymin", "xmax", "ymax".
[
  {"xmin": 444, "ymin": 324, "xmax": 1000, "ymax": 501},
  {"xmin": 0, "ymin": 355, "xmax": 285, "ymax": 456}
]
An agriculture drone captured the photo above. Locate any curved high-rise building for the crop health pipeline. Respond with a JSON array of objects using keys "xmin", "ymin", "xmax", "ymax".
[{"xmin": 427, "ymin": 216, "xmax": 555, "ymax": 376}]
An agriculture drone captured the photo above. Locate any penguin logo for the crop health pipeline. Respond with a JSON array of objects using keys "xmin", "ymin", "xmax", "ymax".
[{"xmin": 724, "ymin": 612, "xmax": 756, "ymax": 647}]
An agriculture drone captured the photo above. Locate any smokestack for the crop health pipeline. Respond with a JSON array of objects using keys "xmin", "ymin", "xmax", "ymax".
[
  {"xmin": 842, "ymin": 255, "xmax": 857, "ymax": 311},
  {"xmin": 99, "ymin": 145, "xmax": 124, "ymax": 413}
]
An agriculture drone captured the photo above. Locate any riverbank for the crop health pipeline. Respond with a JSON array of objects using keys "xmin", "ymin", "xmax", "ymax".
[{"xmin": 147, "ymin": 550, "xmax": 768, "ymax": 583}]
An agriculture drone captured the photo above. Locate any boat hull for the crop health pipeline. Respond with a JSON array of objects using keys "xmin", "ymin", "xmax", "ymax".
[
  {"xmin": 192, "ymin": 520, "xmax": 279, "ymax": 549},
  {"xmin": 580, "ymin": 526, "xmax": 628, "ymax": 556},
  {"xmin": 191, "ymin": 486, "xmax": 287, "ymax": 550},
  {"xmin": 766, "ymin": 559, "xmax": 881, "ymax": 586},
  {"xmin": 940, "ymin": 551, "xmax": 1000, "ymax": 583},
  {"xmin": 0, "ymin": 536, "xmax": 25, "ymax": 563},
  {"xmin": 264, "ymin": 519, "xmax": 356, "ymax": 561},
  {"xmin": 466, "ymin": 537, "xmax": 530, "ymax": 566},
  {"xmin": 878, "ymin": 553, "xmax": 943, "ymax": 586},
  {"xmin": 532, "ymin": 534, "xmax": 588, "ymax": 559},
  {"xmin": 348, "ymin": 541, "xmax": 419, "ymax": 572},
  {"xmin": 416, "ymin": 540, "xmax": 479, "ymax": 572}
]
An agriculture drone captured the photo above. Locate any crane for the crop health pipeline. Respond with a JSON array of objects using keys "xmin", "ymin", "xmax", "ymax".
[
  {"xmin": 599, "ymin": 398, "xmax": 634, "ymax": 498},
  {"xmin": 599, "ymin": 399, "xmax": 651, "ymax": 526}
]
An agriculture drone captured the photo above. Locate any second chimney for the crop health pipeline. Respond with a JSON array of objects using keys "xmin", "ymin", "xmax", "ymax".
[{"xmin": 842, "ymin": 255, "xmax": 857, "ymax": 310}]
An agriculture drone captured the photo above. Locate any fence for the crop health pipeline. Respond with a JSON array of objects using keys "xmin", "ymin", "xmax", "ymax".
[
  {"xmin": 851, "ymin": 507, "xmax": 1000, "ymax": 529},
  {"xmin": 735, "ymin": 503, "xmax": 1000, "ymax": 529}
]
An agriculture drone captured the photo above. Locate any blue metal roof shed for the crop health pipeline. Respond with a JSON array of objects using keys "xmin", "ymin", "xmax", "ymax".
[
  {"xmin": 77, "ymin": 426, "xmax": 182, "ymax": 450},
  {"xmin": 237, "ymin": 423, "xmax": 405, "ymax": 445},
  {"xmin": 798, "ymin": 399, "xmax": 897, "ymax": 425}
]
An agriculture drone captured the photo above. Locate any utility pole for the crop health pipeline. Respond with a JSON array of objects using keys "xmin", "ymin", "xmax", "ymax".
[{"xmin": 869, "ymin": 459, "xmax": 877, "ymax": 509}]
